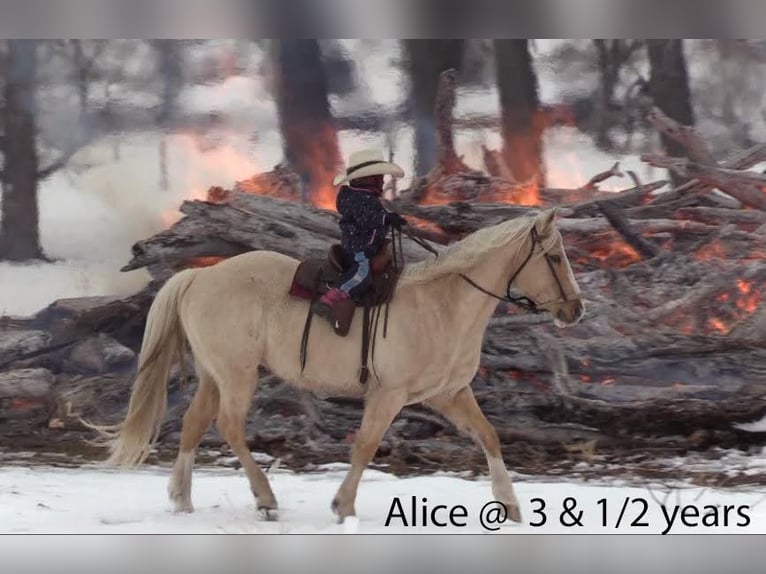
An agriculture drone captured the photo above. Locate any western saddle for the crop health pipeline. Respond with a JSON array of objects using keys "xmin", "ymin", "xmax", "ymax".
[{"xmin": 288, "ymin": 238, "xmax": 402, "ymax": 385}]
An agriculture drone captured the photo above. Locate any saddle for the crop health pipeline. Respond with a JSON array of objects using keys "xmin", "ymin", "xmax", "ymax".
[
  {"xmin": 288, "ymin": 238, "xmax": 403, "ymax": 385},
  {"xmin": 289, "ymin": 239, "xmax": 400, "ymax": 335}
]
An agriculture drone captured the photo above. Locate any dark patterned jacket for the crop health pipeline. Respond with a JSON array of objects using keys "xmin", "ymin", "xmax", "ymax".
[{"xmin": 336, "ymin": 185, "xmax": 394, "ymax": 257}]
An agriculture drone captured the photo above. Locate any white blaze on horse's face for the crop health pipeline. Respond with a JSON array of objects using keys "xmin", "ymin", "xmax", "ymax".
[{"xmin": 512, "ymin": 209, "xmax": 585, "ymax": 328}]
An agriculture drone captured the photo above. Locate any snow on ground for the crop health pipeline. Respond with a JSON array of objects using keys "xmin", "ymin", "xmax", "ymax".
[{"xmin": 1, "ymin": 463, "xmax": 765, "ymax": 534}]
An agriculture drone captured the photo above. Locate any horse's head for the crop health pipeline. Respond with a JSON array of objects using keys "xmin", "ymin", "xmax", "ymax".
[{"xmin": 510, "ymin": 209, "xmax": 585, "ymax": 327}]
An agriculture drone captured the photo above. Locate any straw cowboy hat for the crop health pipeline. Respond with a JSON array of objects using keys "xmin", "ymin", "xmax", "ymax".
[{"xmin": 333, "ymin": 149, "xmax": 405, "ymax": 186}]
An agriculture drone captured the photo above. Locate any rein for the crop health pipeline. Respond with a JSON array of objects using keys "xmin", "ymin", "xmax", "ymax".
[{"xmin": 458, "ymin": 226, "xmax": 570, "ymax": 314}]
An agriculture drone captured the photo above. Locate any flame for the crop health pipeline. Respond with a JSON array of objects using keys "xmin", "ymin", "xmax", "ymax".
[
  {"xmin": 579, "ymin": 241, "xmax": 641, "ymax": 268},
  {"xmin": 708, "ymin": 317, "xmax": 729, "ymax": 334},
  {"xmin": 736, "ymin": 280, "xmax": 760, "ymax": 314},
  {"xmin": 702, "ymin": 280, "xmax": 762, "ymax": 336},
  {"xmin": 188, "ymin": 256, "xmax": 227, "ymax": 268},
  {"xmin": 592, "ymin": 242, "xmax": 640, "ymax": 263},
  {"xmin": 159, "ymin": 132, "xmax": 263, "ymax": 225},
  {"xmin": 157, "ymin": 126, "xmax": 342, "ymax": 230},
  {"xmin": 546, "ymin": 152, "xmax": 589, "ymax": 191},
  {"xmin": 695, "ymin": 241, "xmax": 729, "ymax": 261},
  {"xmin": 280, "ymin": 123, "xmax": 340, "ymax": 211}
]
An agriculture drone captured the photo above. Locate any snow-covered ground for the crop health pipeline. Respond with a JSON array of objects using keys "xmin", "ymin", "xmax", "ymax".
[{"xmin": 1, "ymin": 463, "xmax": 765, "ymax": 534}]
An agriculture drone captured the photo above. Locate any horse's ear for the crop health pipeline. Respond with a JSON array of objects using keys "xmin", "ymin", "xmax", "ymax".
[{"xmin": 536, "ymin": 208, "xmax": 557, "ymax": 234}]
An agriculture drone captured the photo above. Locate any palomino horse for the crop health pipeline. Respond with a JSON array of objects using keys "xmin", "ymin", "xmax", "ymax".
[{"xmin": 91, "ymin": 208, "xmax": 584, "ymax": 524}]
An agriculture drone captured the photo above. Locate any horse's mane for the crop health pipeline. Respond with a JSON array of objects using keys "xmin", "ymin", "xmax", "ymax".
[{"xmin": 399, "ymin": 213, "xmax": 559, "ymax": 285}]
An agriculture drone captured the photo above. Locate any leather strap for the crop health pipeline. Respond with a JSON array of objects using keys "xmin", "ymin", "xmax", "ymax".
[
  {"xmin": 299, "ymin": 268, "xmax": 322, "ymax": 373},
  {"xmin": 360, "ymin": 303, "xmax": 371, "ymax": 384}
]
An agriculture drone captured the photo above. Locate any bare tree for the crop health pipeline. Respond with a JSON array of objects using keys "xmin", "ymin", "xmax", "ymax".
[
  {"xmin": 402, "ymin": 40, "xmax": 465, "ymax": 177},
  {"xmin": 646, "ymin": 40, "xmax": 695, "ymax": 185},
  {"xmin": 152, "ymin": 40, "xmax": 185, "ymax": 191},
  {"xmin": 0, "ymin": 40, "xmax": 45, "ymax": 261},
  {"xmin": 494, "ymin": 39, "xmax": 545, "ymax": 186},
  {"xmin": 0, "ymin": 40, "xmax": 99, "ymax": 261},
  {"xmin": 153, "ymin": 40, "xmax": 184, "ymax": 126},
  {"xmin": 593, "ymin": 40, "xmax": 645, "ymax": 150},
  {"xmin": 270, "ymin": 39, "xmax": 341, "ymax": 204}
]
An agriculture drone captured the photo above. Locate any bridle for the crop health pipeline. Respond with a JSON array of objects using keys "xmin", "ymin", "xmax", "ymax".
[
  {"xmin": 458, "ymin": 226, "xmax": 576, "ymax": 314},
  {"xmin": 397, "ymin": 220, "xmax": 577, "ymax": 315}
]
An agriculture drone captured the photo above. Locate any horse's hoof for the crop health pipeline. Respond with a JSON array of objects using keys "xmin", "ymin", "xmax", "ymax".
[
  {"xmin": 258, "ymin": 506, "xmax": 279, "ymax": 522},
  {"xmin": 170, "ymin": 496, "xmax": 194, "ymax": 514},
  {"xmin": 506, "ymin": 503, "xmax": 522, "ymax": 524},
  {"xmin": 331, "ymin": 498, "xmax": 355, "ymax": 524}
]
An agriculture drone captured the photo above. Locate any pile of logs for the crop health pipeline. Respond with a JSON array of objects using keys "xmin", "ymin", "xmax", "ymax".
[{"xmin": 2, "ymin": 70, "xmax": 766, "ymax": 481}]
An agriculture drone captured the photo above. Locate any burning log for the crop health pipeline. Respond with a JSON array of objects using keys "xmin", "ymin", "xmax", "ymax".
[
  {"xmin": 122, "ymin": 187, "xmax": 428, "ymax": 282},
  {"xmin": 595, "ymin": 201, "xmax": 660, "ymax": 259},
  {"xmin": 566, "ymin": 179, "xmax": 668, "ymax": 218}
]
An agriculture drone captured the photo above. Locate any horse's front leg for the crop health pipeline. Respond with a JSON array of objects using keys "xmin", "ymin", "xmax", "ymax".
[
  {"xmin": 425, "ymin": 386, "xmax": 522, "ymax": 523},
  {"xmin": 331, "ymin": 389, "xmax": 405, "ymax": 523}
]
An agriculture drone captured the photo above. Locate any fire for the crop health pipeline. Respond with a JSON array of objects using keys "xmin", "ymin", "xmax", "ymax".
[
  {"xmin": 404, "ymin": 215, "xmax": 445, "ymax": 238},
  {"xmin": 708, "ymin": 317, "xmax": 730, "ymax": 334},
  {"xmin": 591, "ymin": 242, "xmax": 640, "ymax": 264},
  {"xmin": 279, "ymin": 123, "xmax": 340, "ymax": 211},
  {"xmin": 508, "ymin": 180, "xmax": 541, "ymax": 205},
  {"xmin": 188, "ymin": 256, "xmax": 227, "ymax": 268},
  {"xmin": 160, "ymin": 132, "xmax": 263, "ymax": 225},
  {"xmin": 735, "ymin": 279, "xmax": 759, "ymax": 314},
  {"xmin": 157, "ymin": 126, "xmax": 343, "ymax": 230},
  {"xmin": 546, "ymin": 152, "xmax": 589, "ymax": 191},
  {"xmin": 578, "ymin": 240, "xmax": 641, "ymax": 268},
  {"xmin": 702, "ymin": 279, "xmax": 762, "ymax": 336},
  {"xmin": 695, "ymin": 241, "xmax": 728, "ymax": 261}
]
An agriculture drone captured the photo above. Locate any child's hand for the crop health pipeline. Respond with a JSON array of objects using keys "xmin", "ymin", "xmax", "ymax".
[{"xmin": 387, "ymin": 212, "xmax": 407, "ymax": 229}]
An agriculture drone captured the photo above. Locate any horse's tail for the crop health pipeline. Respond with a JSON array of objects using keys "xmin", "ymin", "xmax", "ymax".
[{"xmin": 84, "ymin": 268, "xmax": 198, "ymax": 468}]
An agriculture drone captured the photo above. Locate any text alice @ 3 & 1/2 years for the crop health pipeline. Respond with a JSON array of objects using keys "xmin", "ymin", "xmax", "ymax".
[{"xmin": 384, "ymin": 496, "xmax": 470, "ymax": 527}]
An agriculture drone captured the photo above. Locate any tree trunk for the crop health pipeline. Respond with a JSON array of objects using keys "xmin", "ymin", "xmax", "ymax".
[
  {"xmin": 493, "ymin": 40, "xmax": 546, "ymax": 186},
  {"xmin": 154, "ymin": 40, "xmax": 183, "ymax": 192},
  {"xmin": 0, "ymin": 40, "xmax": 44, "ymax": 262},
  {"xmin": 402, "ymin": 40, "xmax": 465, "ymax": 177},
  {"xmin": 593, "ymin": 40, "xmax": 623, "ymax": 150},
  {"xmin": 270, "ymin": 40, "xmax": 341, "ymax": 207},
  {"xmin": 154, "ymin": 40, "xmax": 183, "ymax": 126},
  {"xmin": 646, "ymin": 40, "xmax": 695, "ymax": 186},
  {"xmin": 71, "ymin": 40, "xmax": 89, "ymax": 113}
]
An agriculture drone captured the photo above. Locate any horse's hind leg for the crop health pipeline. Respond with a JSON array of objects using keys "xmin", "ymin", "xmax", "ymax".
[
  {"xmin": 168, "ymin": 370, "xmax": 220, "ymax": 513},
  {"xmin": 216, "ymin": 378, "xmax": 278, "ymax": 519},
  {"xmin": 425, "ymin": 386, "xmax": 522, "ymax": 523}
]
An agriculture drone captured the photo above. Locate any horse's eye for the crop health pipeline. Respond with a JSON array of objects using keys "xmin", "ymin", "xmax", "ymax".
[{"xmin": 549, "ymin": 254, "xmax": 561, "ymax": 264}]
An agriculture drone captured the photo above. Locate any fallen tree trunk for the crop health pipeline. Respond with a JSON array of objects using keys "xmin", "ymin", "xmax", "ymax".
[{"xmin": 123, "ymin": 190, "xmax": 428, "ymax": 281}]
